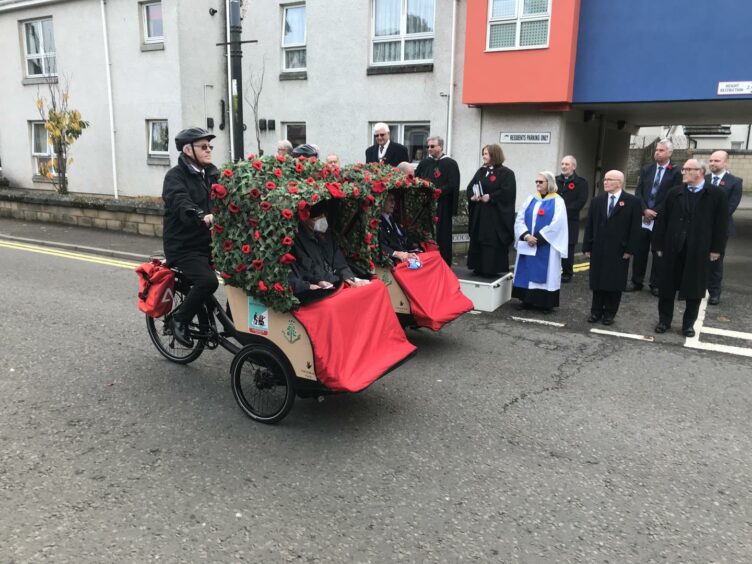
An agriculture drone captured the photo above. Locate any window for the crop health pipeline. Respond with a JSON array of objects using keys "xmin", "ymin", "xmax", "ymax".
[
  {"xmin": 148, "ymin": 120, "xmax": 169, "ymax": 157},
  {"xmin": 282, "ymin": 5, "xmax": 306, "ymax": 71},
  {"xmin": 143, "ymin": 2, "xmax": 164, "ymax": 43},
  {"xmin": 487, "ymin": 0, "xmax": 550, "ymax": 51},
  {"xmin": 284, "ymin": 123, "xmax": 306, "ymax": 147},
  {"xmin": 370, "ymin": 122, "xmax": 429, "ymax": 162},
  {"xmin": 31, "ymin": 121, "xmax": 55, "ymax": 177},
  {"xmin": 731, "ymin": 141, "xmax": 744, "ymax": 150},
  {"xmin": 372, "ymin": 0, "xmax": 434, "ymax": 65},
  {"xmin": 23, "ymin": 18, "xmax": 56, "ymax": 77}
]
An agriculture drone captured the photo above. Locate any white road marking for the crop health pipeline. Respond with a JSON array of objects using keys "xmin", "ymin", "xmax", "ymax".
[
  {"xmin": 684, "ymin": 340, "xmax": 752, "ymax": 358},
  {"xmin": 511, "ymin": 316, "xmax": 565, "ymax": 327},
  {"xmin": 683, "ymin": 293, "xmax": 752, "ymax": 357},
  {"xmin": 699, "ymin": 326, "xmax": 752, "ymax": 341},
  {"xmin": 589, "ymin": 328, "xmax": 655, "ymax": 342}
]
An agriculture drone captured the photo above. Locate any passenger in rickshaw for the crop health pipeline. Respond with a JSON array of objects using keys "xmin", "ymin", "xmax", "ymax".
[
  {"xmin": 379, "ymin": 191, "xmax": 422, "ymax": 264},
  {"xmin": 289, "ymin": 200, "xmax": 370, "ymax": 304}
]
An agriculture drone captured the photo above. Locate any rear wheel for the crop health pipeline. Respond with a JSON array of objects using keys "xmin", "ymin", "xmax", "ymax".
[
  {"xmin": 230, "ymin": 344, "xmax": 296, "ymax": 424},
  {"xmin": 146, "ymin": 287, "xmax": 206, "ymax": 364}
]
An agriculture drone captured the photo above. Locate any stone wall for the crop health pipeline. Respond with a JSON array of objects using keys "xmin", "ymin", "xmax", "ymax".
[{"xmin": 0, "ymin": 189, "xmax": 163, "ymax": 237}]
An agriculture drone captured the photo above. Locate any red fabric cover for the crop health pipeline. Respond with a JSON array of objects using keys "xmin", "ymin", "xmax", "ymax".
[
  {"xmin": 292, "ymin": 280, "xmax": 416, "ymax": 392},
  {"xmin": 392, "ymin": 251, "xmax": 473, "ymax": 331},
  {"xmin": 420, "ymin": 241, "xmax": 440, "ymax": 253}
]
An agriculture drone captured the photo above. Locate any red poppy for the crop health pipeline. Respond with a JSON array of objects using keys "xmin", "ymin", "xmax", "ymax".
[
  {"xmin": 371, "ymin": 181, "xmax": 386, "ymax": 193},
  {"xmin": 213, "ymin": 223, "xmax": 224, "ymax": 234},
  {"xmin": 364, "ymin": 233, "xmax": 373, "ymax": 244},
  {"xmin": 295, "ymin": 162, "xmax": 304, "ymax": 173},
  {"xmin": 567, "ymin": 182, "xmax": 575, "ymax": 190},
  {"xmin": 236, "ymin": 263, "xmax": 247, "ymax": 273},
  {"xmin": 720, "ymin": 180, "xmax": 726, "ymax": 186},
  {"xmin": 274, "ymin": 282, "xmax": 285, "ymax": 292},
  {"xmin": 252, "ymin": 160, "xmax": 263, "ymax": 170},
  {"xmin": 220, "ymin": 272, "xmax": 232, "ymax": 280},
  {"xmin": 369, "ymin": 244, "xmax": 376, "ymax": 250},
  {"xmin": 274, "ymin": 167, "xmax": 283, "ymax": 177},
  {"xmin": 222, "ymin": 169, "xmax": 233, "ymax": 178},
  {"xmin": 326, "ymin": 183, "xmax": 346, "ymax": 198},
  {"xmin": 280, "ymin": 253, "xmax": 297, "ymax": 265},
  {"xmin": 368, "ymin": 260, "xmax": 375, "ymax": 271},
  {"xmin": 258, "ymin": 280, "xmax": 268, "ymax": 291},
  {"xmin": 252, "ymin": 259, "xmax": 264, "ymax": 270},
  {"xmin": 275, "ymin": 154, "xmax": 286, "ymax": 163},
  {"xmin": 282, "ymin": 235, "xmax": 294, "ymax": 246},
  {"xmin": 282, "ymin": 209, "xmax": 293, "ymax": 219},
  {"xmin": 365, "ymin": 195, "xmax": 375, "ymax": 206},
  {"xmin": 618, "ymin": 201, "xmax": 625, "ymax": 207},
  {"xmin": 538, "ymin": 208, "xmax": 546, "ymax": 216},
  {"xmin": 228, "ymin": 202, "xmax": 240, "ymax": 214},
  {"xmin": 298, "ymin": 199, "xmax": 308, "ymax": 210},
  {"xmin": 308, "ymin": 156, "xmax": 317, "ymax": 163},
  {"xmin": 246, "ymin": 153, "xmax": 256, "ymax": 160},
  {"xmin": 433, "ymin": 216, "xmax": 439, "ymax": 224},
  {"xmin": 254, "ymin": 230, "xmax": 260, "ymax": 241},
  {"xmin": 432, "ymin": 188, "xmax": 442, "ymax": 200},
  {"xmin": 306, "ymin": 177, "xmax": 316, "ymax": 185},
  {"xmin": 369, "ymin": 218, "xmax": 380, "ymax": 229},
  {"xmin": 241, "ymin": 244, "xmax": 251, "ymax": 254},
  {"xmin": 434, "ymin": 170, "xmax": 441, "ymax": 179},
  {"xmin": 311, "ymin": 194, "xmax": 319, "ymax": 202},
  {"xmin": 352, "ymin": 186, "xmax": 360, "ymax": 197},
  {"xmin": 223, "ymin": 239, "xmax": 234, "ymax": 251},
  {"xmin": 211, "ymin": 183, "xmax": 228, "ymax": 200},
  {"xmin": 260, "ymin": 201, "xmax": 272, "ymax": 211},
  {"xmin": 422, "ymin": 179, "xmax": 429, "ymax": 187},
  {"xmin": 298, "ymin": 207, "xmax": 310, "ymax": 222},
  {"xmin": 249, "ymin": 187, "xmax": 261, "ymax": 199},
  {"xmin": 248, "ymin": 218, "xmax": 258, "ymax": 228},
  {"xmin": 490, "ymin": 175, "xmax": 496, "ymax": 183},
  {"xmin": 264, "ymin": 181, "xmax": 276, "ymax": 190},
  {"xmin": 666, "ymin": 164, "xmax": 673, "ymax": 170}
]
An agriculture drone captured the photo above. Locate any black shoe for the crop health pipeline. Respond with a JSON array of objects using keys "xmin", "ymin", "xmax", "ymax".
[
  {"xmin": 587, "ymin": 314, "xmax": 602, "ymax": 323},
  {"xmin": 561, "ymin": 274, "xmax": 573, "ymax": 283},
  {"xmin": 708, "ymin": 296, "xmax": 720, "ymax": 305},
  {"xmin": 654, "ymin": 322, "xmax": 669, "ymax": 334},
  {"xmin": 682, "ymin": 327, "xmax": 696, "ymax": 337},
  {"xmin": 626, "ymin": 282, "xmax": 643, "ymax": 292},
  {"xmin": 650, "ymin": 287, "xmax": 660, "ymax": 297},
  {"xmin": 601, "ymin": 317, "xmax": 614, "ymax": 326},
  {"xmin": 170, "ymin": 318, "xmax": 194, "ymax": 347}
]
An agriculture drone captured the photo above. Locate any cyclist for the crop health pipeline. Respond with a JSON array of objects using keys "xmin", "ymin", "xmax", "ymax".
[{"xmin": 162, "ymin": 127, "xmax": 219, "ymax": 347}]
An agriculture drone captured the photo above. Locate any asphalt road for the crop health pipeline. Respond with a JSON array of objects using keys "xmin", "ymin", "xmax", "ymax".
[{"xmin": 1, "ymin": 216, "xmax": 751, "ymax": 563}]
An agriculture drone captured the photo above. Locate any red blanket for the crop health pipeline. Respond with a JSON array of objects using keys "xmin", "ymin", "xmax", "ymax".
[
  {"xmin": 292, "ymin": 280, "xmax": 416, "ymax": 392},
  {"xmin": 392, "ymin": 251, "xmax": 474, "ymax": 331}
]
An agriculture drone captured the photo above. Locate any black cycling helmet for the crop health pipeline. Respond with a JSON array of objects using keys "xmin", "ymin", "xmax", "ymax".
[
  {"xmin": 175, "ymin": 127, "xmax": 216, "ymax": 151},
  {"xmin": 291, "ymin": 143, "xmax": 318, "ymax": 158}
]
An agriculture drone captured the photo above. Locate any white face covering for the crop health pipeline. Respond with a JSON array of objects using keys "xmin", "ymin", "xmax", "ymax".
[{"xmin": 313, "ymin": 216, "xmax": 328, "ymax": 233}]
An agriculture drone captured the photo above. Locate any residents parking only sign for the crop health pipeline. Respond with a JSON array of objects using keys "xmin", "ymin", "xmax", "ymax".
[{"xmin": 500, "ymin": 132, "xmax": 551, "ymax": 144}]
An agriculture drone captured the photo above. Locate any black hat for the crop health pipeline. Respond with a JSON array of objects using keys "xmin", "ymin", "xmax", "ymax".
[
  {"xmin": 310, "ymin": 200, "xmax": 328, "ymax": 217},
  {"xmin": 292, "ymin": 144, "xmax": 318, "ymax": 158},
  {"xmin": 175, "ymin": 127, "xmax": 216, "ymax": 151}
]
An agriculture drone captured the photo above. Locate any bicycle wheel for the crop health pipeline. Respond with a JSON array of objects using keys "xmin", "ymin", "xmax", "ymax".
[
  {"xmin": 230, "ymin": 344, "xmax": 296, "ymax": 424},
  {"xmin": 146, "ymin": 288, "xmax": 206, "ymax": 364}
]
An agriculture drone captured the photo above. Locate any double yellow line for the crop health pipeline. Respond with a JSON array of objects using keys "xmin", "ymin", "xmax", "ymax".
[
  {"xmin": 0, "ymin": 240, "xmax": 140, "ymax": 270},
  {"xmin": 573, "ymin": 261, "xmax": 590, "ymax": 273}
]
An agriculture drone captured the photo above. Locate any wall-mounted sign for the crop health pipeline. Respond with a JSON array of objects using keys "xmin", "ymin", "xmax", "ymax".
[
  {"xmin": 500, "ymin": 132, "xmax": 551, "ymax": 144},
  {"xmin": 717, "ymin": 81, "xmax": 752, "ymax": 96}
]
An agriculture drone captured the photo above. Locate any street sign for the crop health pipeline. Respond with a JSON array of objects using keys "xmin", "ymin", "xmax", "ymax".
[
  {"xmin": 717, "ymin": 81, "xmax": 752, "ymax": 96},
  {"xmin": 500, "ymin": 132, "xmax": 551, "ymax": 144}
]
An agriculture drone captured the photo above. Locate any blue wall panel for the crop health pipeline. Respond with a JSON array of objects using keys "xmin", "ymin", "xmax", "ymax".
[{"xmin": 573, "ymin": 0, "xmax": 752, "ymax": 103}]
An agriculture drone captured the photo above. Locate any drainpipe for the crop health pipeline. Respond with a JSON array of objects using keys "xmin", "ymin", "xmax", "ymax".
[
  {"xmin": 446, "ymin": 0, "xmax": 458, "ymax": 156},
  {"xmin": 225, "ymin": 0, "xmax": 235, "ymax": 161},
  {"xmin": 100, "ymin": 0, "xmax": 118, "ymax": 199},
  {"xmin": 592, "ymin": 114, "xmax": 606, "ymax": 197},
  {"xmin": 226, "ymin": 0, "xmax": 244, "ymax": 161}
]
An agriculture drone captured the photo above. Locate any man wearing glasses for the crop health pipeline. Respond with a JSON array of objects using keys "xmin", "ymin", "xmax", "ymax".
[
  {"xmin": 365, "ymin": 122, "xmax": 409, "ymax": 167},
  {"xmin": 653, "ymin": 159, "xmax": 728, "ymax": 337},
  {"xmin": 415, "ymin": 136, "xmax": 460, "ymax": 265},
  {"xmin": 161, "ymin": 127, "xmax": 220, "ymax": 347}
]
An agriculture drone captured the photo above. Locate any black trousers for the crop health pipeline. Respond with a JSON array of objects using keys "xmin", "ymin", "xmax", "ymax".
[
  {"xmin": 561, "ymin": 217, "xmax": 579, "ymax": 276},
  {"xmin": 168, "ymin": 254, "xmax": 219, "ymax": 322},
  {"xmin": 631, "ymin": 227, "xmax": 661, "ymax": 288},
  {"xmin": 591, "ymin": 290, "xmax": 622, "ymax": 318},
  {"xmin": 658, "ymin": 296, "xmax": 701, "ymax": 329},
  {"xmin": 708, "ymin": 253, "xmax": 724, "ymax": 298},
  {"xmin": 436, "ymin": 201, "xmax": 453, "ymax": 266}
]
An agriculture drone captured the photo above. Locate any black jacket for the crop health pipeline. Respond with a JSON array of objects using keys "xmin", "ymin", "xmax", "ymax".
[
  {"xmin": 415, "ymin": 155, "xmax": 461, "ymax": 216},
  {"xmin": 365, "ymin": 141, "xmax": 409, "ymax": 167},
  {"xmin": 705, "ymin": 172, "xmax": 743, "ymax": 235},
  {"xmin": 634, "ymin": 161, "xmax": 683, "ymax": 212},
  {"xmin": 555, "ymin": 173, "xmax": 589, "ymax": 216},
  {"xmin": 288, "ymin": 225, "xmax": 355, "ymax": 295},
  {"xmin": 379, "ymin": 213, "xmax": 418, "ymax": 258},
  {"xmin": 162, "ymin": 154, "xmax": 219, "ymax": 260}
]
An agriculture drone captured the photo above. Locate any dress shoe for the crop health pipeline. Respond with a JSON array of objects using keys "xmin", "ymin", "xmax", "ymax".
[
  {"xmin": 682, "ymin": 327, "xmax": 696, "ymax": 338},
  {"xmin": 708, "ymin": 296, "xmax": 720, "ymax": 305},
  {"xmin": 625, "ymin": 282, "xmax": 643, "ymax": 292},
  {"xmin": 561, "ymin": 274, "xmax": 573, "ymax": 283},
  {"xmin": 170, "ymin": 318, "xmax": 194, "ymax": 347},
  {"xmin": 587, "ymin": 314, "xmax": 602, "ymax": 323},
  {"xmin": 654, "ymin": 322, "xmax": 669, "ymax": 334},
  {"xmin": 601, "ymin": 317, "xmax": 614, "ymax": 326},
  {"xmin": 650, "ymin": 287, "xmax": 660, "ymax": 297}
]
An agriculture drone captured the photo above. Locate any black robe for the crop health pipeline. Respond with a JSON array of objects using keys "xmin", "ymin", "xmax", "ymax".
[
  {"xmin": 466, "ymin": 165, "xmax": 516, "ymax": 274},
  {"xmin": 415, "ymin": 155, "xmax": 461, "ymax": 264},
  {"xmin": 653, "ymin": 185, "xmax": 728, "ymax": 299},
  {"xmin": 582, "ymin": 191, "xmax": 642, "ymax": 292}
]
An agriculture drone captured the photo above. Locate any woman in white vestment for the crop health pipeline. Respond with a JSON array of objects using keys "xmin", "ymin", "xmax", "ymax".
[{"xmin": 512, "ymin": 171, "xmax": 569, "ymax": 311}]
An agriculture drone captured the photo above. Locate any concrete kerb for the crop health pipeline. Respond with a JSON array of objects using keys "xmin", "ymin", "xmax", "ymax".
[{"xmin": 0, "ymin": 232, "xmax": 152, "ymax": 263}]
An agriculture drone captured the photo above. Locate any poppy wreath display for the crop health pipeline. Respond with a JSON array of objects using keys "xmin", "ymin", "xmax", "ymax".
[{"xmin": 211, "ymin": 156, "xmax": 440, "ymax": 312}]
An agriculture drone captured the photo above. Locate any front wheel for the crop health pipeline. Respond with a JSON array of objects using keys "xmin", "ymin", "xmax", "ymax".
[
  {"xmin": 230, "ymin": 344, "xmax": 296, "ymax": 424},
  {"xmin": 146, "ymin": 288, "xmax": 206, "ymax": 364}
]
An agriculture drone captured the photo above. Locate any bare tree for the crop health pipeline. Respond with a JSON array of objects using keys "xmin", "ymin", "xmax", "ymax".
[{"xmin": 244, "ymin": 59, "xmax": 265, "ymax": 155}]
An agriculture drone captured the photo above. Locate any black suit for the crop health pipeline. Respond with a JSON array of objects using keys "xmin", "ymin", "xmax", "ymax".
[
  {"xmin": 653, "ymin": 184, "xmax": 728, "ymax": 329},
  {"xmin": 556, "ymin": 173, "xmax": 589, "ymax": 277},
  {"xmin": 378, "ymin": 213, "xmax": 417, "ymax": 259},
  {"xmin": 415, "ymin": 155, "xmax": 461, "ymax": 265},
  {"xmin": 582, "ymin": 191, "xmax": 642, "ymax": 320},
  {"xmin": 365, "ymin": 141, "xmax": 409, "ymax": 167},
  {"xmin": 705, "ymin": 172, "xmax": 743, "ymax": 300},
  {"xmin": 630, "ymin": 160, "xmax": 683, "ymax": 289}
]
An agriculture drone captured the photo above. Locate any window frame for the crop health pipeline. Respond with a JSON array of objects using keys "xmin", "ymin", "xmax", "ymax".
[
  {"xmin": 283, "ymin": 122, "xmax": 307, "ymax": 148},
  {"xmin": 147, "ymin": 119, "xmax": 170, "ymax": 157},
  {"xmin": 370, "ymin": 0, "xmax": 435, "ymax": 66},
  {"xmin": 281, "ymin": 3, "xmax": 307, "ymax": 72},
  {"xmin": 486, "ymin": 0, "xmax": 551, "ymax": 52},
  {"xmin": 368, "ymin": 121, "xmax": 430, "ymax": 163},
  {"xmin": 23, "ymin": 18, "xmax": 57, "ymax": 78},
  {"xmin": 142, "ymin": 1, "xmax": 164, "ymax": 44},
  {"xmin": 30, "ymin": 121, "xmax": 56, "ymax": 177}
]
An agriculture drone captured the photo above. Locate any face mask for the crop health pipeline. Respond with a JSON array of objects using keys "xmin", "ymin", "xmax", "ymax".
[{"xmin": 313, "ymin": 217, "xmax": 328, "ymax": 233}]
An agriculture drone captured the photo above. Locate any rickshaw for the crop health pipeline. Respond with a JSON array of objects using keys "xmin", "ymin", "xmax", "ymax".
[{"xmin": 142, "ymin": 154, "xmax": 416, "ymax": 424}]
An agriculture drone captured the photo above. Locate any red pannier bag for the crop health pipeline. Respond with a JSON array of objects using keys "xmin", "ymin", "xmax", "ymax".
[{"xmin": 136, "ymin": 259, "xmax": 175, "ymax": 318}]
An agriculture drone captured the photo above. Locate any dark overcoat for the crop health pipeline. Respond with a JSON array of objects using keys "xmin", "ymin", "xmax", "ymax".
[
  {"xmin": 556, "ymin": 172, "xmax": 589, "ymax": 243},
  {"xmin": 653, "ymin": 185, "xmax": 729, "ymax": 299},
  {"xmin": 705, "ymin": 172, "xmax": 743, "ymax": 235},
  {"xmin": 582, "ymin": 191, "xmax": 642, "ymax": 291}
]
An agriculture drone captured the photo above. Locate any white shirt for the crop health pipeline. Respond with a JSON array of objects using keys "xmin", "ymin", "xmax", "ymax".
[
  {"xmin": 606, "ymin": 189, "xmax": 622, "ymax": 214},
  {"xmin": 710, "ymin": 171, "xmax": 727, "ymax": 185},
  {"xmin": 378, "ymin": 140, "xmax": 390, "ymax": 159}
]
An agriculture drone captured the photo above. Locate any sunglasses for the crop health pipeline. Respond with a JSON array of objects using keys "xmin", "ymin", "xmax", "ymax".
[
  {"xmin": 427, "ymin": 144, "xmax": 437, "ymax": 148},
  {"xmin": 374, "ymin": 133, "xmax": 388, "ymax": 138},
  {"xmin": 535, "ymin": 180, "xmax": 546, "ymax": 184},
  {"xmin": 194, "ymin": 144, "xmax": 214, "ymax": 151}
]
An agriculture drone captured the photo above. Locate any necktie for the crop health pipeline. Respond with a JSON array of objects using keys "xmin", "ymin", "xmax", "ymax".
[
  {"xmin": 648, "ymin": 166, "xmax": 663, "ymax": 208},
  {"xmin": 712, "ymin": 176, "xmax": 720, "ymax": 186},
  {"xmin": 608, "ymin": 195, "xmax": 616, "ymax": 217}
]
